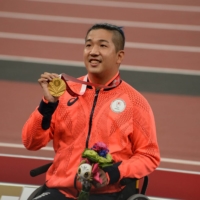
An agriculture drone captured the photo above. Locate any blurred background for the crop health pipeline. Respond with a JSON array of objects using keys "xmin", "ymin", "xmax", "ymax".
[{"xmin": 0, "ymin": 0, "xmax": 200, "ymax": 199}]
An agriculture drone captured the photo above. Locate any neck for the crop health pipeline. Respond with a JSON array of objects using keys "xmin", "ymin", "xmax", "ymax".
[
  {"xmin": 88, "ymin": 75, "xmax": 106, "ymax": 85},
  {"xmin": 88, "ymin": 71, "xmax": 119, "ymax": 86}
]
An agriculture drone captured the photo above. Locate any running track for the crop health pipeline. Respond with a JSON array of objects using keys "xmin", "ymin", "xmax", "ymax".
[{"xmin": 0, "ymin": 0, "xmax": 200, "ymax": 199}]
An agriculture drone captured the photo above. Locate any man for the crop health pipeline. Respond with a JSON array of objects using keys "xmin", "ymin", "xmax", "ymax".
[{"xmin": 22, "ymin": 23, "xmax": 160, "ymax": 200}]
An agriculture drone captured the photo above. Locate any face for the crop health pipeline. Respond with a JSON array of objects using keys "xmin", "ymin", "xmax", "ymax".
[{"xmin": 83, "ymin": 29, "xmax": 124, "ymax": 84}]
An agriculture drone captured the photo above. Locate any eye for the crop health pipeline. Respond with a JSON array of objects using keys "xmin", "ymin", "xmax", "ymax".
[
  {"xmin": 85, "ymin": 43, "xmax": 91, "ymax": 47},
  {"xmin": 100, "ymin": 44, "xmax": 107, "ymax": 47}
]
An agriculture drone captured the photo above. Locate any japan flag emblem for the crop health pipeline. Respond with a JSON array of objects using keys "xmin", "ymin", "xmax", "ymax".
[{"xmin": 110, "ymin": 99, "xmax": 126, "ymax": 113}]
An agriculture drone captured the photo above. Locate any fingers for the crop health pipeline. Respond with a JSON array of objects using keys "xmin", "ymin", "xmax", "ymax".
[
  {"xmin": 38, "ymin": 72, "xmax": 60, "ymax": 102},
  {"xmin": 41, "ymin": 72, "xmax": 59, "ymax": 80},
  {"xmin": 38, "ymin": 72, "xmax": 59, "ymax": 86}
]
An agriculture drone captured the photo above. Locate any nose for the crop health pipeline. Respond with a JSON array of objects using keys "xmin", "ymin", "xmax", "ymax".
[{"xmin": 89, "ymin": 45, "xmax": 99, "ymax": 56}]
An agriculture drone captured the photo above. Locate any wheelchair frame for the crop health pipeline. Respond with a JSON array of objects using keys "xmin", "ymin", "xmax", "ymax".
[{"xmin": 28, "ymin": 162, "xmax": 150, "ymax": 200}]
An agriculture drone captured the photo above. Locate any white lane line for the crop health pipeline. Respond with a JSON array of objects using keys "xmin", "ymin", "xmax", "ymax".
[
  {"xmin": 0, "ymin": 32, "xmax": 84, "ymax": 44},
  {"xmin": 0, "ymin": 153, "xmax": 200, "ymax": 175},
  {"xmin": 125, "ymin": 42, "xmax": 200, "ymax": 53},
  {"xmin": 157, "ymin": 167, "xmax": 200, "ymax": 175},
  {"xmin": 1, "ymin": 11, "xmax": 200, "ymax": 32},
  {"xmin": 149, "ymin": 198, "xmax": 178, "ymax": 200},
  {"xmin": 1, "ymin": 143, "xmax": 200, "ymax": 166},
  {"xmin": 120, "ymin": 64, "xmax": 200, "ymax": 76},
  {"xmin": 0, "ymin": 55, "xmax": 200, "ymax": 76},
  {"xmin": 28, "ymin": 0, "xmax": 200, "ymax": 12},
  {"xmin": 0, "ymin": 142, "xmax": 53, "ymax": 151},
  {"xmin": 0, "ymin": 153, "xmax": 53, "ymax": 160},
  {"xmin": 1, "ymin": 32, "xmax": 200, "ymax": 53},
  {"xmin": 161, "ymin": 158, "xmax": 200, "ymax": 166},
  {"xmin": 0, "ymin": 182, "xmax": 40, "ymax": 188}
]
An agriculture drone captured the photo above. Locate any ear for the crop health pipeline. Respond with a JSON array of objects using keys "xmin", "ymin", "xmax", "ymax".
[{"xmin": 116, "ymin": 50, "xmax": 125, "ymax": 64}]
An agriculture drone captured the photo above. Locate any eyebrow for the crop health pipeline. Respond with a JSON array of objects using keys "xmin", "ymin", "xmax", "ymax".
[{"xmin": 85, "ymin": 39, "xmax": 109, "ymax": 43}]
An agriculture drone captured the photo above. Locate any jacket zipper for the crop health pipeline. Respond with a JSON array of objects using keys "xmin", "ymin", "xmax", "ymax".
[
  {"xmin": 86, "ymin": 89, "xmax": 100, "ymax": 148},
  {"xmin": 75, "ymin": 89, "xmax": 100, "ymax": 194}
]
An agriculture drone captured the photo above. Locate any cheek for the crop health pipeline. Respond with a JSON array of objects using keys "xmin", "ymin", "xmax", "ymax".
[
  {"xmin": 105, "ymin": 54, "xmax": 117, "ymax": 64},
  {"xmin": 83, "ymin": 51, "xmax": 88, "ymax": 63},
  {"xmin": 83, "ymin": 50, "xmax": 86, "ymax": 57},
  {"xmin": 83, "ymin": 48, "xmax": 89, "ymax": 56}
]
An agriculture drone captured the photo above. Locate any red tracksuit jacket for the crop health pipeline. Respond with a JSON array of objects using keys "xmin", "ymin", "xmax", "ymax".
[{"xmin": 22, "ymin": 74, "xmax": 160, "ymax": 198}]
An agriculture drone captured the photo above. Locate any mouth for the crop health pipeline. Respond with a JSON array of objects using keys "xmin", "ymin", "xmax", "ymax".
[{"xmin": 89, "ymin": 59, "xmax": 101, "ymax": 67}]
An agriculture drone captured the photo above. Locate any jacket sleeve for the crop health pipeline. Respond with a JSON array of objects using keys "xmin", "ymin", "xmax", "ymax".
[
  {"xmin": 22, "ymin": 99, "xmax": 58, "ymax": 150},
  {"xmin": 118, "ymin": 98, "xmax": 160, "ymax": 180}
]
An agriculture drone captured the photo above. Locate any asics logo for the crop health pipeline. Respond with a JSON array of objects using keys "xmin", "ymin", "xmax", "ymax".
[
  {"xmin": 33, "ymin": 192, "xmax": 50, "ymax": 199},
  {"xmin": 67, "ymin": 97, "xmax": 78, "ymax": 106}
]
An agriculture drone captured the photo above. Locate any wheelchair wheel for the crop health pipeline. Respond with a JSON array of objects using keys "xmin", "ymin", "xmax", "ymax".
[
  {"xmin": 27, "ymin": 184, "xmax": 46, "ymax": 200},
  {"xmin": 127, "ymin": 194, "xmax": 150, "ymax": 200}
]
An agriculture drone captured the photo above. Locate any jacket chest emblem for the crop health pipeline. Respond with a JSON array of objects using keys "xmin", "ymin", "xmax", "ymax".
[{"xmin": 110, "ymin": 99, "xmax": 126, "ymax": 113}]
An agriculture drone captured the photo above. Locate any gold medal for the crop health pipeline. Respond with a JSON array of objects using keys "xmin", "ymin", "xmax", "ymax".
[{"xmin": 48, "ymin": 78, "xmax": 66, "ymax": 97}]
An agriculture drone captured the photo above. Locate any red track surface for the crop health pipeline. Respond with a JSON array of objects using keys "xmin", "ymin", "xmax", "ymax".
[{"xmin": 0, "ymin": 0, "xmax": 200, "ymax": 199}]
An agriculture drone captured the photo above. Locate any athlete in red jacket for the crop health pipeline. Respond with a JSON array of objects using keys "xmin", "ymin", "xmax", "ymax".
[{"xmin": 22, "ymin": 23, "xmax": 160, "ymax": 200}]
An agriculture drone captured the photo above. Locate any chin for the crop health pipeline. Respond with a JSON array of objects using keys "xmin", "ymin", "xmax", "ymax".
[{"xmin": 87, "ymin": 67, "xmax": 102, "ymax": 74}]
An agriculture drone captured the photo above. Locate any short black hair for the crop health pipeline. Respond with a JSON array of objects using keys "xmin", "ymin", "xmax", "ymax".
[{"xmin": 85, "ymin": 23, "xmax": 125, "ymax": 52}]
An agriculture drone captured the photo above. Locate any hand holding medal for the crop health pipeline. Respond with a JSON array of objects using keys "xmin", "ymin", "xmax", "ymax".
[{"xmin": 48, "ymin": 77, "xmax": 66, "ymax": 97}]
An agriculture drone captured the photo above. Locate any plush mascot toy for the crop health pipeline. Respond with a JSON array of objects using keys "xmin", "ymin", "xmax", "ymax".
[{"xmin": 77, "ymin": 142, "xmax": 113, "ymax": 200}]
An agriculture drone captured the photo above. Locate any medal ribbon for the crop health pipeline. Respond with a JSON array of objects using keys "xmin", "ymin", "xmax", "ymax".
[{"xmin": 61, "ymin": 73, "xmax": 121, "ymax": 97}]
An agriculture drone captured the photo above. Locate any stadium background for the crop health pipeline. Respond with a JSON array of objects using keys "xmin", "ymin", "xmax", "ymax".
[{"xmin": 0, "ymin": 0, "xmax": 200, "ymax": 199}]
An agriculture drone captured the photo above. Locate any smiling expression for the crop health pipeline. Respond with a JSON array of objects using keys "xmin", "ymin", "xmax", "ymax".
[{"xmin": 83, "ymin": 29, "xmax": 124, "ymax": 84}]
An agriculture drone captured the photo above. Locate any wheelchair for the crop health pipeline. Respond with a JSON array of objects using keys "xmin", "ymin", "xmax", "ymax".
[{"xmin": 28, "ymin": 162, "xmax": 150, "ymax": 200}]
